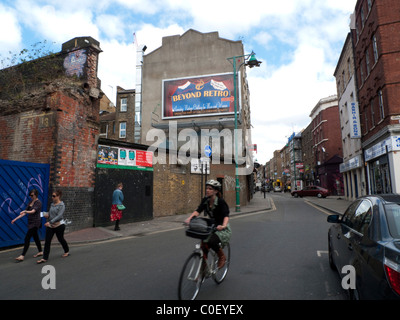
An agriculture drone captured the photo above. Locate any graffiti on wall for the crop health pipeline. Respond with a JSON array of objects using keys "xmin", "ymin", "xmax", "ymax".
[
  {"xmin": 223, "ymin": 175, "xmax": 246, "ymax": 192},
  {"xmin": 63, "ymin": 49, "xmax": 87, "ymax": 77}
]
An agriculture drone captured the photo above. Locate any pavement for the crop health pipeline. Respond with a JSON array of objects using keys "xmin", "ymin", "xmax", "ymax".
[{"xmin": 63, "ymin": 192, "xmax": 352, "ymax": 245}]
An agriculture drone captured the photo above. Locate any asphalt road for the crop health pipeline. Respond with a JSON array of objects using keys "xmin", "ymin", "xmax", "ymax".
[{"xmin": 0, "ymin": 192, "xmax": 347, "ymax": 300}]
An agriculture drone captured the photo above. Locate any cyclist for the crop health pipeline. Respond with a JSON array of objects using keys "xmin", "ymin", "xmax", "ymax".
[{"xmin": 185, "ymin": 180, "xmax": 231, "ymax": 268}]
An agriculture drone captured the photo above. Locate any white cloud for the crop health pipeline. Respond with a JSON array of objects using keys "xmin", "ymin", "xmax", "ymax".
[
  {"xmin": 0, "ymin": 4, "xmax": 21, "ymax": 55},
  {"xmin": 15, "ymin": 0, "xmax": 99, "ymax": 44},
  {"xmin": 98, "ymin": 39, "xmax": 136, "ymax": 102},
  {"xmin": 249, "ymin": 41, "xmax": 337, "ymax": 163},
  {"xmin": 96, "ymin": 14, "xmax": 126, "ymax": 40},
  {"xmin": 135, "ymin": 23, "xmax": 186, "ymax": 53}
]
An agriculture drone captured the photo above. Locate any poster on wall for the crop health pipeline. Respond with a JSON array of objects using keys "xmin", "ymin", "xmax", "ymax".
[
  {"xmin": 97, "ymin": 146, "xmax": 118, "ymax": 165},
  {"xmin": 97, "ymin": 145, "xmax": 153, "ymax": 171},
  {"xmin": 162, "ymin": 73, "xmax": 239, "ymax": 119}
]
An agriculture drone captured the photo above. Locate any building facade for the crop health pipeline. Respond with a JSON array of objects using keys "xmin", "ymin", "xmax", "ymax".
[
  {"xmin": 310, "ymin": 95, "xmax": 344, "ymax": 195},
  {"xmin": 140, "ymin": 29, "xmax": 255, "ymax": 212},
  {"xmin": 301, "ymin": 122, "xmax": 315, "ymax": 186},
  {"xmin": 353, "ymin": 0, "xmax": 400, "ymax": 194},
  {"xmin": 0, "ymin": 37, "xmax": 103, "ymax": 231},
  {"xmin": 334, "ymin": 33, "xmax": 367, "ymax": 200}
]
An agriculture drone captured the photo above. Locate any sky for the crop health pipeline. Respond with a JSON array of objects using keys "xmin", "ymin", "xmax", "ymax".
[{"xmin": 0, "ymin": 0, "xmax": 357, "ymax": 164}]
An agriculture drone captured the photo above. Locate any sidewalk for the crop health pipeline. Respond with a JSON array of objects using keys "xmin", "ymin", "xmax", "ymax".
[
  {"xmin": 64, "ymin": 192, "xmax": 274, "ymax": 245},
  {"xmin": 64, "ymin": 192, "xmax": 352, "ymax": 245},
  {"xmin": 303, "ymin": 195, "xmax": 352, "ymax": 215}
]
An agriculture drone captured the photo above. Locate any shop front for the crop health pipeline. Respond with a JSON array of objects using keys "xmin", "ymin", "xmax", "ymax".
[
  {"xmin": 340, "ymin": 154, "xmax": 366, "ymax": 200},
  {"xmin": 364, "ymin": 136, "xmax": 400, "ymax": 194}
]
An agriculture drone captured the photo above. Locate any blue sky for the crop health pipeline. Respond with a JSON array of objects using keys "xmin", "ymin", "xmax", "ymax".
[{"xmin": 0, "ymin": 0, "xmax": 357, "ymax": 163}]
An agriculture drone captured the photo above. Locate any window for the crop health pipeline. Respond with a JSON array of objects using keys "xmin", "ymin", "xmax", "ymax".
[
  {"xmin": 365, "ymin": 48, "xmax": 370, "ymax": 76},
  {"xmin": 378, "ymin": 90, "xmax": 385, "ymax": 120},
  {"xmin": 361, "ymin": 6, "xmax": 365, "ymax": 28},
  {"xmin": 342, "ymin": 200, "xmax": 361, "ymax": 228},
  {"xmin": 120, "ymin": 98, "xmax": 127, "ymax": 112},
  {"xmin": 385, "ymin": 204, "xmax": 400, "ymax": 239},
  {"xmin": 372, "ymin": 35, "xmax": 379, "ymax": 63},
  {"xmin": 119, "ymin": 122, "xmax": 126, "ymax": 138},
  {"xmin": 370, "ymin": 100, "xmax": 375, "ymax": 127},
  {"xmin": 347, "ymin": 58, "xmax": 352, "ymax": 78},
  {"xmin": 367, "ymin": 0, "xmax": 372, "ymax": 12},
  {"xmin": 351, "ymin": 200, "xmax": 373, "ymax": 234},
  {"xmin": 342, "ymin": 70, "xmax": 346, "ymax": 88},
  {"xmin": 360, "ymin": 60, "xmax": 365, "ymax": 85},
  {"xmin": 364, "ymin": 109, "xmax": 369, "ymax": 133},
  {"xmin": 342, "ymin": 200, "xmax": 372, "ymax": 235}
]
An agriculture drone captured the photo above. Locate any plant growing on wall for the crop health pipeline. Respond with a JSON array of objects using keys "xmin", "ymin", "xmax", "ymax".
[{"xmin": 0, "ymin": 40, "xmax": 64, "ymax": 100}]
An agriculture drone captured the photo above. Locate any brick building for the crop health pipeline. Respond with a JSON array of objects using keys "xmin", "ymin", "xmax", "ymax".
[
  {"xmin": 140, "ymin": 29, "xmax": 255, "ymax": 214},
  {"xmin": 0, "ymin": 37, "xmax": 103, "ymax": 231},
  {"xmin": 100, "ymin": 86, "xmax": 136, "ymax": 142},
  {"xmin": 353, "ymin": 0, "xmax": 400, "ymax": 194},
  {"xmin": 301, "ymin": 122, "xmax": 315, "ymax": 186},
  {"xmin": 310, "ymin": 95, "xmax": 344, "ymax": 195}
]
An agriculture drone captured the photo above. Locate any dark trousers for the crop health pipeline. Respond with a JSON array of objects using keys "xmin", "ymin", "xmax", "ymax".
[
  {"xmin": 22, "ymin": 227, "xmax": 42, "ymax": 256},
  {"xmin": 206, "ymin": 233, "xmax": 222, "ymax": 252},
  {"xmin": 43, "ymin": 224, "xmax": 69, "ymax": 260}
]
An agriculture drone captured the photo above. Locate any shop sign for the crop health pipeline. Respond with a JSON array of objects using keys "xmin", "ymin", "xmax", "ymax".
[
  {"xmin": 349, "ymin": 102, "xmax": 361, "ymax": 139},
  {"xmin": 364, "ymin": 136, "xmax": 400, "ymax": 162},
  {"xmin": 340, "ymin": 155, "xmax": 362, "ymax": 173}
]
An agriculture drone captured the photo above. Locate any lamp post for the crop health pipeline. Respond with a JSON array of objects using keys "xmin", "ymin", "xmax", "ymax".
[{"xmin": 227, "ymin": 52, "xmax": 261, "ymax": 212}]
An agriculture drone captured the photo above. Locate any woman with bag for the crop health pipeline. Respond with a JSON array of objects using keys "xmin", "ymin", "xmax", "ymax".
[
  {"xmin": 110, "ymin": 182, "xmax": 124, "ymax": 230},
  {"xmin": 37, "ymin": 189, "xmax": 69, "ymax": 264}
]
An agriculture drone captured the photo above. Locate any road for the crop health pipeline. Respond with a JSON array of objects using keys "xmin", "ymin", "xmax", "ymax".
[{"xmin": 0, "ymin": 192, "xmax": 347, "ymax": 300}]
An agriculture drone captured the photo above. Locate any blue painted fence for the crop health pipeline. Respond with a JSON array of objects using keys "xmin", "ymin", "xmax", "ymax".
[{"xmin": 0, "ymin": 160, "xmax": 50, "ymax": 248}]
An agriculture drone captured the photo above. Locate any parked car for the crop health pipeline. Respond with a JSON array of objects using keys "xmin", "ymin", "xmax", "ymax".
[
  {"xmin": 291, "ymin": 185, "xmax": 329, "ymax": 198},
  {"xmin": 327, "ymin": 194, "xmax": 400, "ymax": 300}
]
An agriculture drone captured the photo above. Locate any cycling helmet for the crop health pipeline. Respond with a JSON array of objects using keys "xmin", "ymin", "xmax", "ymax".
[{"xmin": 205, "ymin": 179, "xmax": 221, "ymax": 190}]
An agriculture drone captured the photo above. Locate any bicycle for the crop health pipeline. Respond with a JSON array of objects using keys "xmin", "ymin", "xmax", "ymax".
[{"xmin": 178, "ymin": 217, "xmax": 231, "ymax": 300}]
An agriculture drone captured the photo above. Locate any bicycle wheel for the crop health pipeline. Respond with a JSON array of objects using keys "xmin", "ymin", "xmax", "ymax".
[
  {"xmin": 178, "ymin": 252, "xmax": 204, "ymax": 300},
  {"xmin": 213, "ymin": 243, "xmax": 230, "ymax": 284}
]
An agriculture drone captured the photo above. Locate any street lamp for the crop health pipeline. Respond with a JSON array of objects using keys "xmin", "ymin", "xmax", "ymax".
[{"xmin": 227, "ymin": 51, "xmax": 262, "ymax": 212}]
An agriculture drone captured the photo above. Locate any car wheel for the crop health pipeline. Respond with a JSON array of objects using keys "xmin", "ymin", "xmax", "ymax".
[
  {"xmin": 293, "ymin": 193, "xmax": 298, "ymax": 198},
  {"xmin": 317, "ymin": 193, "xmax": 322, "ymax": 198}
]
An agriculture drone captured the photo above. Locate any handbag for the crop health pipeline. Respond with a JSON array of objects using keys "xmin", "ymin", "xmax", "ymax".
[{"xmin": 117, "ymin": 204, "xmax": 126, "ymax": 210}]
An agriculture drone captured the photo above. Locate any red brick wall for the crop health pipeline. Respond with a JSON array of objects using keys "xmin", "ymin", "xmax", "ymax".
[
  {"xmin": 0, "ymin": 37, "xmax": 102, "ymax": 231},
  {"xmin": 354, "ymin": 0, "xmax": 400, "ymax": 142},
  {"xmin": 321, "ymin": 106, "xmax": 343, "ymax": 159}
]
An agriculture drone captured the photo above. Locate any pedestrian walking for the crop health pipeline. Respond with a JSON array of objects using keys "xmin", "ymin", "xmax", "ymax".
[
  {"xmin": 110, "ymin": 182, "xmax": 124, "ymax": 230},
  {"xmin": 11, "ymin": 189, "xmax": 43, "ymax": 262},
  {"xmin": 37, "ymin": 190, "xmax": 69, "ymax": 264}
]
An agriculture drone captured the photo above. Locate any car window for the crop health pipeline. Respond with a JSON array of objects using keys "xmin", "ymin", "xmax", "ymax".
[
  {"xmin": 385, "ymin": 204, "xmax": 400, "ymax": 239},
  {"xmin": 350, "ymin": 200, "xmax": 372, "ymax": 235},
  {"xmin": 342, "ymin": 200, "xmax": 361, "ymax": 229}
]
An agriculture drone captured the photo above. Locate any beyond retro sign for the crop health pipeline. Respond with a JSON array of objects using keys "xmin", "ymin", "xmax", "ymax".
[{"xmin": 162, "ymin": 73, "xmax": 239, "ymax": 119}]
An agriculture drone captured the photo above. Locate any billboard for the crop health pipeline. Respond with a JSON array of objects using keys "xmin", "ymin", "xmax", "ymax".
[
  {"xmin": 162, "ymin": 73, "xmax": 239, "ymax": 119},
  {"xmin": 97, "ymin": 145, "xmax": 153, "ymax": 171}
]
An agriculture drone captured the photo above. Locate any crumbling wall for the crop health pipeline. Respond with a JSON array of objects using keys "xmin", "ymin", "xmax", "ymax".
[{"xmin": 0, "ymin": 37, "xmax": 103, "ymax": 231}]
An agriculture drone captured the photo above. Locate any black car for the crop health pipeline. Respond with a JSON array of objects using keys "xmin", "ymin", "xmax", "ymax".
[{"xmin": 327, "ymin": 194, "xmax": 400, "ymax": 300}]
